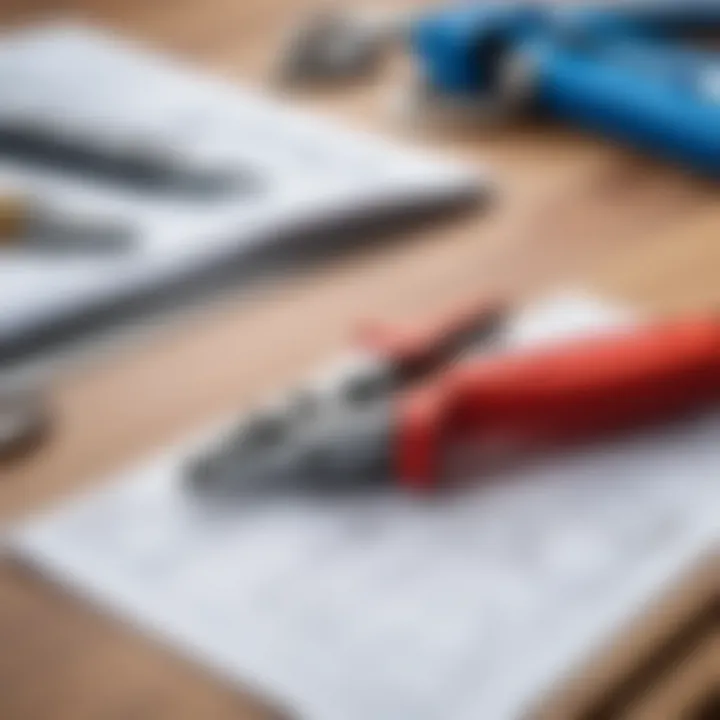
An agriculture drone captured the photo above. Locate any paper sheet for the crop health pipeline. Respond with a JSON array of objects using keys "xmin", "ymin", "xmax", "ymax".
[
  {"xmin": 8, "ymin": 292, "xmax": 720, "ymax": 720},
  {"xmin": 0, "ymin": 23, "xmax": 482, "ymax": 356}
]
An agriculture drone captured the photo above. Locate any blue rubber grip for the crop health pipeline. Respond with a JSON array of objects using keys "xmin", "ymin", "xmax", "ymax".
[
  {"xmin": 410, "ymin": 1, "xmax": 720, "ymax": 95},
  {"xmin": 528, "ymin": 37, "xmax": 720, "ymax": 176}
]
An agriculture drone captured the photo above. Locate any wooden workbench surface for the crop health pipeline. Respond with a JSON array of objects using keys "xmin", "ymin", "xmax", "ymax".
[{"xmin": 0, "ymin": 2, "xmax": 718, "ymax": 719}]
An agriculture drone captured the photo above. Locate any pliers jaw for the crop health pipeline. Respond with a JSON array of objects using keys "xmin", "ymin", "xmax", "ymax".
[{"xmin": 187, "ymin": 399, "xmax": 395, "ymax": 499}]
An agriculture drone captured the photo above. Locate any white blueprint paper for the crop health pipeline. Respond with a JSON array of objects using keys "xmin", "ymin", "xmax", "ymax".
[
  {"xmin": 0, "ymin": 23, "xmax": 483, "ymax": 350},
  {"xmin": 8, "ymin": 292, "xmax": 720, "ymax": 720}
]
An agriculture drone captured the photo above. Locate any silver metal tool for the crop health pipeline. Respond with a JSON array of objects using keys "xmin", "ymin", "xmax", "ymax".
[
  {"xmin": 274, "ymin": 8, "xmax": 405, "ymax": 86},
  {"xmin": 187, "ymin": 351, "xmax": 410, "ymax": 494}
]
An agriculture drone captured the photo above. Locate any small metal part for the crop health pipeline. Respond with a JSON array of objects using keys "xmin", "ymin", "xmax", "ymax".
[
  {"xmin": 0, "ymin": 383, "xmax": 51, "ymax": 461},
  {"xmin": 275, "ymin": 9, "xmax": 401, "ymax": 87}
]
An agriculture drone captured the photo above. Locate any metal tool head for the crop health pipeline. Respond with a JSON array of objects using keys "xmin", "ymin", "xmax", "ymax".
[
  {"xmin": 274, "ymin": 8, "xmax": 400, "ymax": 87},
  {"xmin": 184, "ymin": 349, "xmax": 396, "ymax": 499},
  {"xmin": 187, "ymin": 398, "xmax": 394, "ymax": 499}
]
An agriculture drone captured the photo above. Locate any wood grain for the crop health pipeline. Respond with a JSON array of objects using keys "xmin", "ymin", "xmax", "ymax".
[{"xmin": 1, "ymin": 1, "xmax": 719, "ymax": 719}]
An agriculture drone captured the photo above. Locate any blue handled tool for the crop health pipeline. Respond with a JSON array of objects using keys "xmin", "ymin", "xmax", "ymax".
[{"xmin": 410, "ymin": 1, "xmax": 720, "ymax": 175}]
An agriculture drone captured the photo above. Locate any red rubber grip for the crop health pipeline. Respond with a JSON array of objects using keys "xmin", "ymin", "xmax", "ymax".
[{"xmin": 394, "ymin": 317, "xmax": 720, "ymax": 490}]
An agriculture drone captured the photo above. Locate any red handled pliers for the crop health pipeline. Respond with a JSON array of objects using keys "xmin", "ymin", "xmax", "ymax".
[{"xmin": 188, "ymin": 296, "xmax": 720, "ymax": 496}]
